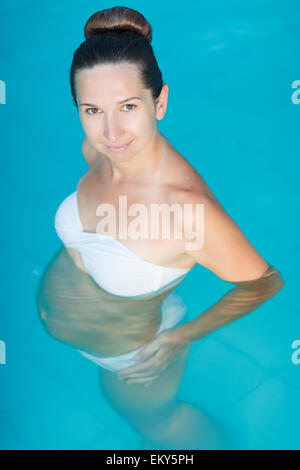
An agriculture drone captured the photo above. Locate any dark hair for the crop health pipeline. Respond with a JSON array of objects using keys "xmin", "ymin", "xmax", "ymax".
[{"xmin": 70, "ymin": 6, "xmax": 164, "ymax": 108}]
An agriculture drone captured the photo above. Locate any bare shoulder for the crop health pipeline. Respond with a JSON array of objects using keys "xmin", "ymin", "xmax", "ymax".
[
  {"xmin": 78, "ymin": 139, "xmax": 107, "ymax": 195},
  {"xmin": 81, "ymin": 138, "xmax": 103, "ymax": 168},
  {"xmin": 165, "ymin": 150, "xmax": 271, "ymax": 282},
  {"xmin": 163, "ymin": 147, "xmax": 216, "ymax": 204},
  {"xmin": 177, "ymin": 178, "xmax": 270, "ymax": 282}
]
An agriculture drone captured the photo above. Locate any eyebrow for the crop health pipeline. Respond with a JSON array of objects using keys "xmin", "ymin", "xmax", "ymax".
[{"xmin": 79, "ymin": 97, "xmax": 142, "ymax": 107}]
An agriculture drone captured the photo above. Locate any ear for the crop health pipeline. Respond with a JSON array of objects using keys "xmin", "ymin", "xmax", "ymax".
[{"xmin": 155, "ymin": 83, "xmax": 169, "ymax": 120}]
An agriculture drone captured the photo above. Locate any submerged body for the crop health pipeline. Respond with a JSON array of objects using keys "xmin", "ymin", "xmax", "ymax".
[
  {"xmin": 36, "ymin": 245, "xmax": 189, "ymax": 359},
  {"xmin": 37, "ymin": 137, "xmax": 203, "ymax": 363}
]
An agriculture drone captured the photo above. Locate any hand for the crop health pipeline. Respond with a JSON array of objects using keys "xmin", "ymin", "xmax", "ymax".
[{"xmin": 117, "ymin": 328, "xmax": 190, "ymax": 387}]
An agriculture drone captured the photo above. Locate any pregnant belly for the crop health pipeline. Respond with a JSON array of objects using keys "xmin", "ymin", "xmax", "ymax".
[
  {"xmin": 36, "ymin": 247, "xmax": 163, "ymax": 357},
  {"xmin": 38, "ymin": 305, "xmax": 162, "ymax": 357}
]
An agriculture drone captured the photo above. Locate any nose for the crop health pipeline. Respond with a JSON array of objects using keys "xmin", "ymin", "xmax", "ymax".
[{"xmin": 102, "ymin": 114, "xmax": 125, "ymax": 143}]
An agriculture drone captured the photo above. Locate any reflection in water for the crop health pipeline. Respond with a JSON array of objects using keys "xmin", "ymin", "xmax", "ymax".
[
  {"xmin": 36, "ymin": 246, "xmax": 236, "ymax": 449},
  {"xmin": 35, "ymin": 246, "xmax": 187, "ymax": 357}
]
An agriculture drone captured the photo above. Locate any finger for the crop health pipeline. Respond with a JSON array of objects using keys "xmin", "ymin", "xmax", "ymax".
[
  {"xmin": 122, "ymin": 360, "xmax": 164, "ymax": 380},
  {"xmin": 119, "ymin": 361, "xmax": 149, "ymax": 377},
  {"xmin": 127, "ymin": 375, "xmax": 160, "ymax": 385},
  {"xmin": 134, "ymin": 348, "xmax": 158, "ymax": 362},
  {"xmin": 119, "ymin": 355, "xmax": 158, "ymax": 378},
  {"xmin": 134, "ymin": 339, "xmax": 162, "ymax": 361},
  {"xmin": 120, "ymin": 351, "xmax": 168, "ymax": 380},
  {"xmin": 120, "ymin": 365, "xmax": 156, "ymax": 380},
  {"xmin": 122, "ymin": 368, "xmax": 156, "ymax": 380}
]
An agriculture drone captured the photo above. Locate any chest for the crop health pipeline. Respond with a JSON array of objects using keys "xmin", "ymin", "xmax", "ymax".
[{"xmin": 77, "ymin": 176, "xmax": 194, "ymax": 269}]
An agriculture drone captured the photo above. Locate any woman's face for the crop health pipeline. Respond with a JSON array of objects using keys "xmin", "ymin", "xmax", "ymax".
[{"xmin": 74, "ymin": 62, "xmax": 168, "ymax": 160}]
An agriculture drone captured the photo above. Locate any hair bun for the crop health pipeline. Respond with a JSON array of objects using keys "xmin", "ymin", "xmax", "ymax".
[{"xmin": 84, "ymin": 6, "xmax": 152, "ymax": 42}]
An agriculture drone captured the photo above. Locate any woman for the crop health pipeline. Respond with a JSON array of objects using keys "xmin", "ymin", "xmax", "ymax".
[{"xmin": 37, "ymin": 6, "xmax": 285, "ymax": 449}]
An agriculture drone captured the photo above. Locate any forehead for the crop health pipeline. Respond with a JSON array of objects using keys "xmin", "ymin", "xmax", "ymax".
[{"xmin": 75, "ymin": 63, "xmax": 145, "ymax": 101}]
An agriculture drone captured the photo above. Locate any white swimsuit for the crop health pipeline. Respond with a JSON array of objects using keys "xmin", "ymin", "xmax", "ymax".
[
  {"xmin": 54, "ymin": 191, "xmax": 192, "ymax": 297},
  {"xmin": 54, "ymin": 190, "xmax": 192, "ymax": 371}
]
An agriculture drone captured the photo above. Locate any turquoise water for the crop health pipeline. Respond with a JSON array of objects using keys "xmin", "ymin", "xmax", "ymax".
[{"xmin": 1, "ymin": 0, "xmax": 299, "ymax": 450}]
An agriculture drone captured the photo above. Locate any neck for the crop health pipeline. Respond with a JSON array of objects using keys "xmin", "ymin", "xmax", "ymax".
[{"xmin": 107, "ymin": 131, "xmax": 166, "ymax": 184}]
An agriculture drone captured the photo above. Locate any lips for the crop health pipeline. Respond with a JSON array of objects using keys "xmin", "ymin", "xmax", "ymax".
[
  {"xmin": 106, "ymin": 141, "xmax": 132, "ymax": 152},
  {"xmin": 108, "ymin": 143, "xmax": 130, "ymax": 149}
]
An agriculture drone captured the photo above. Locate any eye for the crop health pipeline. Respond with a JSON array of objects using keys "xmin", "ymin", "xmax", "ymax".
[
  {"xmin": 85, "ymin": 104, "xmax": 137, "ymax": 115},
  {"xmin": 122, "ymin": 104, "xmax": 137, "ymax": 111},
  {"xmin": 86, "ymin": 107, "xmax": 100, "ymax": 115}
]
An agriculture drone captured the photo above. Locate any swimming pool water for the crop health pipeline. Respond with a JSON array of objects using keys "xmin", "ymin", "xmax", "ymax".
[{"xmin": 0, "ymin": 0, "xmax": 299, "ymax": 450}]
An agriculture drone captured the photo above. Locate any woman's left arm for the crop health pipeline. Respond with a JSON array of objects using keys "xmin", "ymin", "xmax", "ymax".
[
  {"xmin": 174, "ymin": 190, "xmax": 285, "ymax": 345},
  {"xmin": 117, "ymin": 190, "xmax": 285, "ymax": 384}
]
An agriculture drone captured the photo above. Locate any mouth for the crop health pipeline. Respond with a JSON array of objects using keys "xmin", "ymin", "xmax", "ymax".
[{"xmin": 106, "ymin": 141, "xmax": 132, "ymax": 153}]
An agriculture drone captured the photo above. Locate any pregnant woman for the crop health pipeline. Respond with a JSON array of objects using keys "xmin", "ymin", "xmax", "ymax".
[{"xmin": 36, "ymin": 7, "xmax": 285, "ymax": 449}]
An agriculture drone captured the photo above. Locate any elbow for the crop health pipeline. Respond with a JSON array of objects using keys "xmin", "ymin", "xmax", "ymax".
[
  {"xmin": 269, "ymin": 269, "xmax": 285, "ymax": 298},
  {"xmin": 277, "ymin": 272, "xmax": 285, "ymax": 292},
  {"xmin": 253, "ymin": 267, "xmax": 286, "ymax": 300}
]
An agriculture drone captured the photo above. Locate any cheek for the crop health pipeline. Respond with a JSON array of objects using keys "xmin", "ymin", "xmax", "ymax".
[
  {"xmin": 80, "ymin": 116, "xmax": 100, "ymax": 137},
  {"xmin": 130, "ymin": 113, "xmax": 153, "ymax": 131}
]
